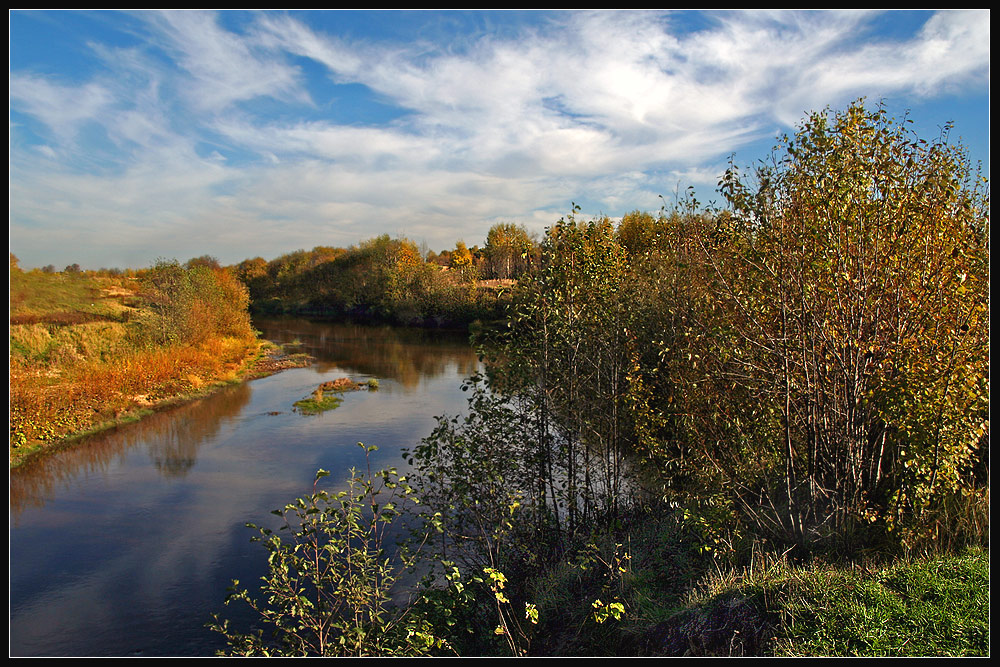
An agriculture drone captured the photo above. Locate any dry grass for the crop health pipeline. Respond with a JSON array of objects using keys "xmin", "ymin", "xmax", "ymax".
[
  {"xmin": 10, "ymin": 267, "xmax": 260, "ymax": 464},
  {"xmin": 10, "ymin": 335, "xmax": 260, "ymax": 457}
]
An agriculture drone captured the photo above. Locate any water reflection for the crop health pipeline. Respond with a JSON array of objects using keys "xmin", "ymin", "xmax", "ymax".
[
  {"xmin": 254, "ymin": 317, "xmax": 479, "ymax": 389},
  {"xmin": 10, "ymin": 383, "xmax": 252, "ymax": 521},
  {"xmin": 147, "ymin": 384, "xmax": 253, "ymax": 478}
]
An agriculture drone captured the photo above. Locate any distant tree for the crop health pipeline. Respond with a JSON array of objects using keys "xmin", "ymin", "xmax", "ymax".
[
  {"xmin": 41, "ymin": 264, "xmax": 56, "ymax": 274},
  {"xmin": 483, "ymin": 223, "xmax": 535, "ymax": 279},
  {"xmin": 236, "ymin": 257, "xmax": 268, "ymax": 281},
  {"xmin": 64, "ymin": 263, "xmax": 81, "ymax": 274},
  {"xmin": 449, "ymin": 241, "xmax": 475, "ymax": 281},
  {"xmin": 308, "ymin": 246, "xmax": 346, "ymax": 268},
  {"xmin": 9, "ymin": 253, "xmax": 21, "ymax": 272},
  {"xmin": 433, "ymin": 249, "xmax": 452, "ymax": 267},
  {"xmin": 185, "ymin": 255, "xmax": 221, "ymax": 271}
]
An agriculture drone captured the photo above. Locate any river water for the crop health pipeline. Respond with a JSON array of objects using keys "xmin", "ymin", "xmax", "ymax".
[{"xmin": 9, "ymin": 318, "xmax": 479, "ymax": 657}]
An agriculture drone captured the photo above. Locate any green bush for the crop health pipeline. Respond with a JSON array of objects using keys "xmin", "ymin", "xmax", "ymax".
[
  {"xmin": 209, "ymin": 445, "xmax": 450, "ymax": 656},
  {"xmin": 133, "ymin": 259, "xmax": 253, "ymax": 346}
]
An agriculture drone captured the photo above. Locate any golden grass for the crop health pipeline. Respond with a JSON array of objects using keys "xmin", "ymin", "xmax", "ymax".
[
  {"xmin": 10, "ymin": 334, "xmax": 260, "ymax": 460},
  {"xmin": 10, "ymin": 267, "xmax": 262, "ymax": 464}
]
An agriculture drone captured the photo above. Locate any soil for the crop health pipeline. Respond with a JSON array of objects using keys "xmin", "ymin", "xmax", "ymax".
[{"xmin": 245, "ymin": 344, "xmax": 314, "ymax": 378}]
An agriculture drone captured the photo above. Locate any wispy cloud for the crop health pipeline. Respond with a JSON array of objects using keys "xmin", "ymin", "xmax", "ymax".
[
  {"xmin": 143, "ymin": 11, "xmax": 309, "ymax": 113},
  {"xmin": 11, "ymin": 75, "xmax": 114, "ymax": 143},
  {"xmin": 9, "ymin": 10, "xmax": 989, "ymax": 269}
]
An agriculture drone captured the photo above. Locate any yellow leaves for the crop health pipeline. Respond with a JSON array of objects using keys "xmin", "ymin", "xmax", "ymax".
[
  {"xmin": 485, "ymin": 567, "xmax": 509, "ymax": 604},
  {"xmin": 450, "ymin": 242, "xmax": 473, "ymax": 268},
  {"xmin": 394, "ymin": 242, "xmax": 423, "ymax": 271},
  {"xmin": 524, "ymin": 603, "xmax": 539, "ymax": 625}
]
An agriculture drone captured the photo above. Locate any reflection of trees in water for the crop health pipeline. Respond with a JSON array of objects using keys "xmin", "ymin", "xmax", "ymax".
[
  {"xmin": 10, "ymin": 382, "xmax": 252, "ymax": 521},
  {"xmin": 12, "ymin": 322, "xmax": 474, "ymax": 522},
  {"xmin": 255, "ymin": 318, "xmax": 478, "ymax": 389},
  {"xmin": 146, "ymin": 383, "xmax": 252, "ymax": 477}
]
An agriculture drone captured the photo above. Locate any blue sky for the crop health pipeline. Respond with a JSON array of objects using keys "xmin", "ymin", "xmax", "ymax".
[{"xmin": 9, "ymin": 10, "xmax": 990, "ymax": 271}]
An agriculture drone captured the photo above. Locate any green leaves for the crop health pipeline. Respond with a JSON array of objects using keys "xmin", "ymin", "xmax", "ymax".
[
  {"xmin": 209, "ymin": 443, "xmax": 447, "ymax": 657},
  {"xmin": 591, "ymin": 599, "xmax": 625, "ymax": 624},
  {"xmin": 705, "ymin": 98, "xmax": 989, "ymax": 547}
]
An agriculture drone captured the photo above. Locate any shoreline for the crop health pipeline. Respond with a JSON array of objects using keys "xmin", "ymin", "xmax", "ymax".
[{"xmin": 9, "ymin": 340, "xmax": 314, "ymax": 469}]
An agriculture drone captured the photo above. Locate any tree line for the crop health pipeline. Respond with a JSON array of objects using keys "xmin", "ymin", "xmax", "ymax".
[{"xmin": 231, "ymin": 225, "xmax": 538, "ymax": 327}]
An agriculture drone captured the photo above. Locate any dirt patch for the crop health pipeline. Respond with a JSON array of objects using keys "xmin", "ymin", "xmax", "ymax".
[
  {"xmin": 10, "ymin": 311, "xmax": 113, "ymax": 326},
  {"xmin": 247, "ymin": 345, "xmax": 313, "ymax": 378},
  {"xmin": 319, "ymin": 377, "xmax": 363, "ymax": 392},
  {"xmin": 645, "ymin": 592, "xmax": 775, "ymax": 657},
  {"xmin": 101, "ymin": 286, "xmax": 135, "ymax": 298}
]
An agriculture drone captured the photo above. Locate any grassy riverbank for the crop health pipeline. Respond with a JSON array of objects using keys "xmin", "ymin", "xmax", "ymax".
[
  {"xmin": 594, "ymin": 533, "xmax": 989, "ymax": 656},
  {"xmin": 9, "ymin": 262, "xmax": 307, "ymax": 468},
  {"xmin": 510, "ymin": 511, "xmax": 989, "ymax": 657}
]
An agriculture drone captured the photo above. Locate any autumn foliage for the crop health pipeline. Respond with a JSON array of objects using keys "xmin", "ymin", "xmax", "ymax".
[
  {"xmin": 460, "ymin": 100, "xmax": 988, "ymax": 555},
  {"xmin": 696, "ymin": 102, "xmax": 989, "ymax": 548},
  {"xmin": 10, "ymin": 261, "xmax": 259, "ymax": 459}
]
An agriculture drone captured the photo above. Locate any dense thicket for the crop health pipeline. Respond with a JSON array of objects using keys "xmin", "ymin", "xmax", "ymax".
[
  {"xmin": 417, "ymin": 101, "xmax": 989, "ymax": 563},
  {"xmin": 700, "ymin": 103, "xmax": 989, "ymax": 549}
]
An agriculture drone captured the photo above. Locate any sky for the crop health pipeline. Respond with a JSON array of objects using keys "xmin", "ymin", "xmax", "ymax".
[{"xmin": 9, "ymin": 9, "xmax": 990, "ymax": 271}]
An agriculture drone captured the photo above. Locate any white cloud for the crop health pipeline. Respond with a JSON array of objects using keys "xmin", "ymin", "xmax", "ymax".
[
  {"xmin": 8, "ymin": 10, "xmax": 989, "ymax": 269},
  {"xmin": 253, "ymin": 13, "xmax": 365, "ymax": 80},
  {"xmin": 144, "ymin": 10, "xmax": 309, "ymax": 113},
  {"xmin": 11, "ymin": 75, "xmax": 114, "ymax": 142}
]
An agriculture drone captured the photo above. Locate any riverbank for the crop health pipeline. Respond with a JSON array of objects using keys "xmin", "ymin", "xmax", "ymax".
[
  {"xmin": 9, "ymin": 339, "xmax": 313, "ymax": 469},
  {"xmin": 10, "ymin": 316, "xmax": 481, "ymax": 657},
  {"xmin": 567, "ymin": 524, "xmax": 988, "ymax": 656},
  {"xmin": 9, "ymin": 264, "xmax": 309, "ymax": 469}
]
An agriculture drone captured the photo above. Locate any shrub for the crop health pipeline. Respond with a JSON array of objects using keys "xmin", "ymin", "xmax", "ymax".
[
  {"xmin": 210, "ymin": 445, "xmax": 450, "ymax": 656},
  {"xmin": 684, "ymin": 99, "xmax": 989, "ymax": 549}
]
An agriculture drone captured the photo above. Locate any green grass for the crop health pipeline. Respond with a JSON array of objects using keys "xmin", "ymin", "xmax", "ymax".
[
  {"xmin": 293, "ymin": 390, "xmax": 344, "ymax": 415},
  {"xmin": 766, "ymin": 548, "xmax": 989, "ymax": 656},
  {"xmin": 667, "ymin": 547, "xmax": 990, "ymax": 657},
  {"xmin": 291, "ymin": 378, "xmax": 377, "ymax": 415},
  {"xmin": 10, "ymin": 270, "xmax": 137, "ymax": 365},
  {"xmin": 512, "ymin": 504, "xmax": 988, "ymax": 657},
  {"xmin": 10, "ymin": 269, "xmax": 135, "ymax": 324}
]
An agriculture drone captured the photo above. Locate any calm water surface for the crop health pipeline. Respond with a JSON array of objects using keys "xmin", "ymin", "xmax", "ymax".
[{"xmin": 9, "ymin": 318, "xmax": 478, "ymax": 656}]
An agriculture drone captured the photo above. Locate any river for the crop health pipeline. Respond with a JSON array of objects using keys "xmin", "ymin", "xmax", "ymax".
[{"xmin": 9, "ymin": 318, "xmax": 479, "ymax": 657}]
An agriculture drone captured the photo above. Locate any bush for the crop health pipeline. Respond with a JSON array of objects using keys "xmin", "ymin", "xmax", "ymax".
[
  {"xmin": 681, "ymin": 99, "xmax": 989, "ymax": 549},
  {"xmin": 133, "ymin": 260, "xmax": 254, "ymax": 346},
  {"xmin": 210, "ymin": 445, "xmax": 450, "ymax": 656}
]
